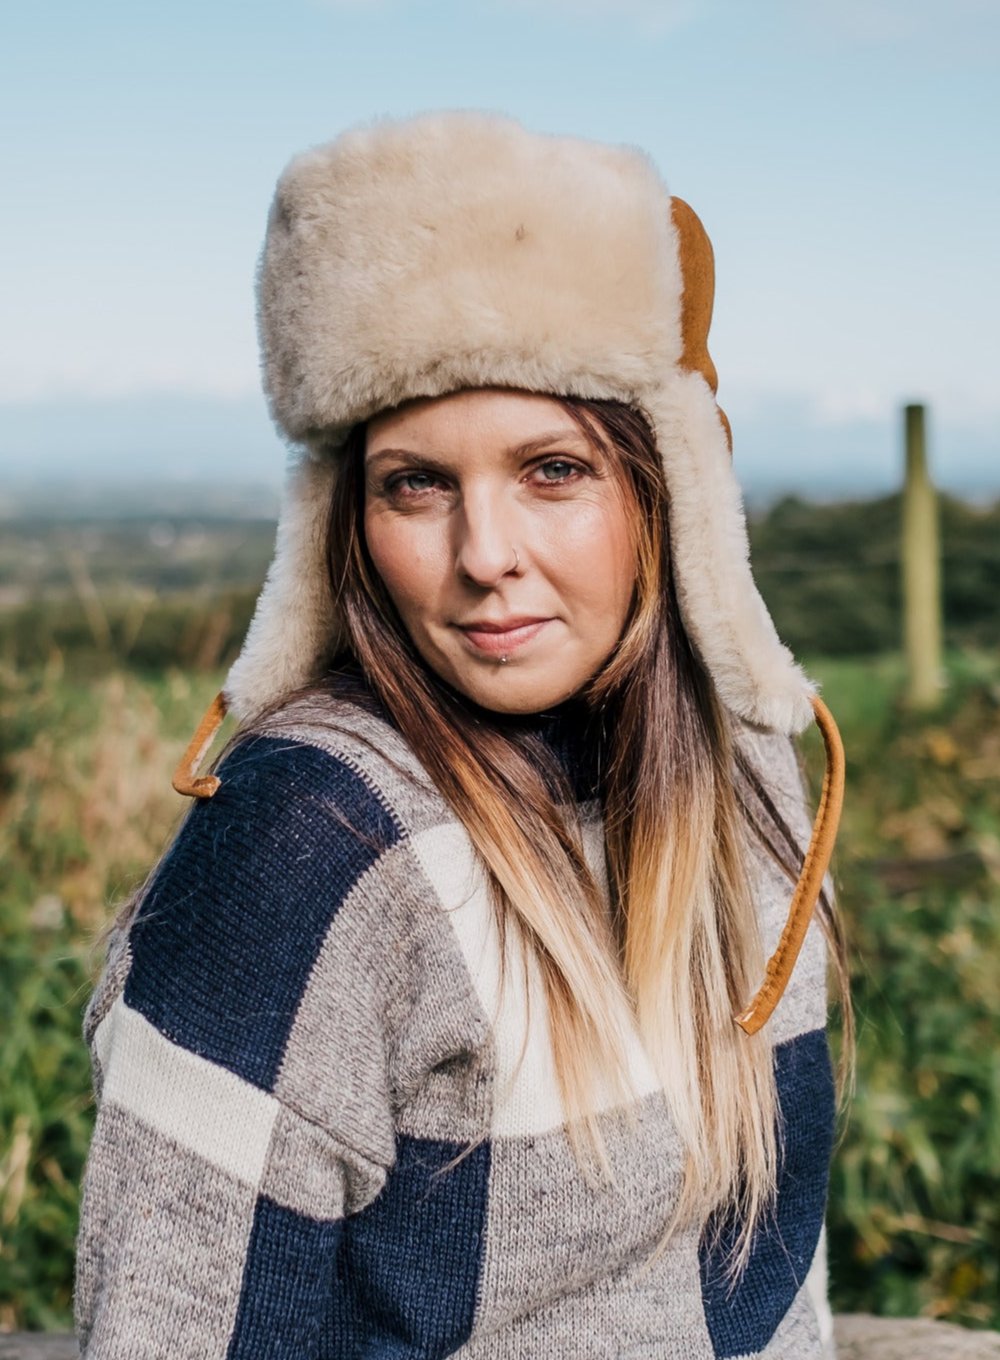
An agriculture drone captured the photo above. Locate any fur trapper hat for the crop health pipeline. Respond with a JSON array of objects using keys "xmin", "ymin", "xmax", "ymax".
[{"xmin": 219, "ymin": 109, "xmax": 820, "ymax": 735}]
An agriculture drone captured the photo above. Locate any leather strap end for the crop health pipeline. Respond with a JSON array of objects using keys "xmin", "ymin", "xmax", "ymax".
[{"xmin": 171, "ymin": 692, "xmax": 229, "ymax": 799}]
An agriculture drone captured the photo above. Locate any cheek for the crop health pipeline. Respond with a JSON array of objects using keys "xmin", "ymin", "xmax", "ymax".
[
  {"xmin": 364, "ymin": 512, "xmax": 443, "ymax": 621},
  {"xmin": 544, "ymin": 499, "xmax": 636, "ymax": 625}
]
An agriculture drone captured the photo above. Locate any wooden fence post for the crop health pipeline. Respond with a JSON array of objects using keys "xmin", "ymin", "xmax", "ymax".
[{"xmin": 901, "ymin": 403, "xmax": 944, "ymax": 708}]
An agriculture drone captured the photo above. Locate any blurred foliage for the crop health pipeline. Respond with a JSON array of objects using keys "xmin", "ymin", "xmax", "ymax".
[
  {"xmin": 0, "ymin": 513, "xmax": 270, "ymax": 675},
  {"xmin": 0, "ymin": 515, "xmax": 275, "ymax": 597},
  {"xmin": 0, "ymin": 589, "xmax": 257, "ymax": 676},
  {"xmin": 752, "ymin": 493, "xmax": 1000, "ymax": 656},
  {"xmin": 0, "ymin": 663, "xmax": 225, "ymax": 1331},
  {"xmin": 797, "ymin": 651, "xmax": 1000, "ymax": 1329}
]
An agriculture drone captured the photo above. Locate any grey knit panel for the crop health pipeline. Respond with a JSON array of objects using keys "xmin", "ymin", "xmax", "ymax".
[
  {"xmin": 74, "ymin": 1105, "xmax": 254, "ymax": 1358},
  {"xmin": 748, "ymin": 1279, "xmax": 823, "ymax": 1358},
  {"xmin": 457, "ymin": 1231, "xmax": 715, "ymax": 1360},
  {"xmin": 456, "ymin": 1088, "xmax": 714, "ymax": 1358},
  {"xmin": 260, "ymin": 1103, "xmax": 386, "ymax": 1220},
  {"xmin": 273, "ymin": 837, "xmax": 495, "ymax": 1150}
]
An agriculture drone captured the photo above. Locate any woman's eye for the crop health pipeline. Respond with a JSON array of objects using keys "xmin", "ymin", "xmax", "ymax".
[
  {"xmin": 535, "ymin": 459, "xmax": 581, "ymax": 483},
  {"xmin": 387, "ymin": 471, "xmax": 440, "ymax": 497}
]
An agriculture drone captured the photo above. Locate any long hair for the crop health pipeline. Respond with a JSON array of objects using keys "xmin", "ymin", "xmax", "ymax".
[{"xmin": 114, "ymin": 393, "xmax": 852, "ymax": 1280}]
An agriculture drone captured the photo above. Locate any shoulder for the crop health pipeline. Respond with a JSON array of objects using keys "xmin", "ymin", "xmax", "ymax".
[
  {"xmin": 138, "ymin": 711, "xmax": 412, "ymax": 941},
  {"xmin": 160, "ymin": 690, "xmax": 446, "ymax": 877},
  {"xmin": 246, "ymin": 690, "xmax": 449, "ymax": 837},
  {"xmin": 114, "ymin": 695, "xmax": 446, "ymax": 1080},
  {"xmin": 734, "ymin": 720, "xmax": 814, "ymax": 846}
]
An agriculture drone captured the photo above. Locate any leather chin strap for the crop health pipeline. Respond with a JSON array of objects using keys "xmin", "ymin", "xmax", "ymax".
[
  {"xmin": 172, "ymin": 689, "xmax": 845, "ymax": 1037},
  {"xmin": 734, "ymin": 693, "xmax": 846, "ymax": 1035}
]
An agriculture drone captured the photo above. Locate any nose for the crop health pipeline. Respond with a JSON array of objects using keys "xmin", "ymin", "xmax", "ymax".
[{"xmin": 454, "ymin": 489, "xmax": 521, "ymax": 587}]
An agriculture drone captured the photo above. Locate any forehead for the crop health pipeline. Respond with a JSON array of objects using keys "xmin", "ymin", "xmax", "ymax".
[{"xmin": 364, "ymin": 387, "xmax": 594, "ymax": 456}]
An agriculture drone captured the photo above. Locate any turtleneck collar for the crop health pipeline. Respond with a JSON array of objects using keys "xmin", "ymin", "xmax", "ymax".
[
  {"xmin": 462, "ymin": 692, "xmax": 607, "ymax": 804},
  {"xmin": 331, "ymin": 659, "xmax": 606, "ymax": 804}
]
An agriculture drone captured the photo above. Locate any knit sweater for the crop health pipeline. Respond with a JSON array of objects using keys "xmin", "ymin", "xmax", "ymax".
[{"xmin": 73, "ymin": 684, "xmax": 837, "ymax": 1360}]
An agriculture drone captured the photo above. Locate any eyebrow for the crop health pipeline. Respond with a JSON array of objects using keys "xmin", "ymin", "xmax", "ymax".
[{"xmin": 365, "ymin": 429, "xmax": 594, "ymax": 470}]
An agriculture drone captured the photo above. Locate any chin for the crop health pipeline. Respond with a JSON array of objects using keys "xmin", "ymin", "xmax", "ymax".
[
  {"xmin": 450, "ymin": 670, "xmax": 580, "ymax": 716},
  {"xmin": 475, "ymin": 693, "xmax": 550, "ymax": 716}
]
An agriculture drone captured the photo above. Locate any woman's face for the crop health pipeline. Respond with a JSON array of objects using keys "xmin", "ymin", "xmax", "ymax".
[{"xmin": 363, "ymin": 388, "xmax": 637, "ymax": 714}]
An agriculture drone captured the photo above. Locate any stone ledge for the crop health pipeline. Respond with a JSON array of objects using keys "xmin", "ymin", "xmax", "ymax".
[
  {"xmin": 834, "ymin": 1314, "xmax": 1000, "ymax": 1359},
  {"xmin": 0, "ymin": 1342, "xmax": 77, "ymax": 1360},
  {"xmin": 1, "ymin": 1316, "xmax": 998, "ymax": 1358}
]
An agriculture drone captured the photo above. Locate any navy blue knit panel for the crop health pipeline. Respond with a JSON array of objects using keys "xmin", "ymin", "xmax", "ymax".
[
  {"xmin": 699, "ymin": 1027, "xmax": 835, "ymax": 1358},
  {"xmin": 124, "ymin": 735, "xmax": 402, "ymax": 1091},
  {"xmin": 227, "ymin": 1195, "xmax": 343, "ymax": 1360},
  {"xmin": 321, "ymin": 1133, "xmax": 491, "ymax": 1358}
]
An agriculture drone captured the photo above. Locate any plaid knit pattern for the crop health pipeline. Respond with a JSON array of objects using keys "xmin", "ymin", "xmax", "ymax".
[{"xmin": 73, "ymin": 694, "xmax": 837, "ymax": 1359}]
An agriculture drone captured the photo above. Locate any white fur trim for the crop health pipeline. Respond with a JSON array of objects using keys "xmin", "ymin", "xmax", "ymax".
[
  {"xmin": 224, "ymin": 454, "xmax": 343, "ymax": 722},
  {"xmin": 646, "ymin": 371, "xmax": 818, "ymax": 735},
  {"xmin": 257, "ymin": 109, "xmax": 682, "ymax": 446}
]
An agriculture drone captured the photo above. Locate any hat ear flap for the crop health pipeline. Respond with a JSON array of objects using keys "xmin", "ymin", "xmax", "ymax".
[
  {"xmin": 647, "ymin": 197, "xmax": 816, "ymax": 735},
  {"xmin": 223, "ymin": 454, "xmax": 344, "ymax": 724},
  {"xmin": 669, "ymin": 196, "xmax": 732, "ymax": 453}
]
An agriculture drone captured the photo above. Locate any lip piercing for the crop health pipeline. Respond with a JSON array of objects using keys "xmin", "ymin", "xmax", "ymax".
[{"xmin": 498, "ymin": 655, "xmax": 510, "ymax": 665}]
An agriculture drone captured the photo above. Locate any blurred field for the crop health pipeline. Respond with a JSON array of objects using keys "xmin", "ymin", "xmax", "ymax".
[
  {"xmin": 799, "ymin": 651, "xmax": 1000, "ymax": 1328},
  {"xmin": 0, "ymin": 664, "xmax": 223, "ymax": 1330},
  {"xmin": 1, "ymin": 495, "xmax": 998, "ymax": 1332}
]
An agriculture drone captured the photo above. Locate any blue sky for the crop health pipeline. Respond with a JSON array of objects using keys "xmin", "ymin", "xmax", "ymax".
[{"xmin": 2, "ymin": 0, "xmax": 997, "ymax": 500}]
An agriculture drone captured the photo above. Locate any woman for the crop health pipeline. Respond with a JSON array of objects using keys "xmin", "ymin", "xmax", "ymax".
[{"xmin": 74, "ymin": 111, "xmax": 850, "ymax": 1359}]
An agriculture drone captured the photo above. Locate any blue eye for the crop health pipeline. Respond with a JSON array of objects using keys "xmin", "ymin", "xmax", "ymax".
[
  {"xmin": 539, "ymin": 460, "xmax": 576, "ymax": 481},
  {"xmin": 386, "ymin": 470, "xmax": 439, "ymax": 497}
]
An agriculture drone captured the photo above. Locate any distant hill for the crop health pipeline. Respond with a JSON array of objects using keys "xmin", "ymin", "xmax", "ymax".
[{"xmin": 0, "ymin": 478, "xmax": 280, "ymax": 522}]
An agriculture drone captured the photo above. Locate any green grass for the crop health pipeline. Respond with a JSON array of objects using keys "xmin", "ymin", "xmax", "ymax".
[
  {"xmin": 798, "ymin": 649, "xmax": 1000, "ymax": 1327},
  {"xmin": 0, "ymin": 664, "xmax": 226, "ymax": 1331}
]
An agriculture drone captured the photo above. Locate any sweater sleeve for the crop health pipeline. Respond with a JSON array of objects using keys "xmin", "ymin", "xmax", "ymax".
[{"xmin": 73, "ymin": 734, "xmax": 401, "ymax": 1360}]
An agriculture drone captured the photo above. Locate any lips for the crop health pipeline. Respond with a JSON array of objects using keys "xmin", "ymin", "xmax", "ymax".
[{"xmin": 456, "ymin": 617, "xmax": 551, "ymax": 657}]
